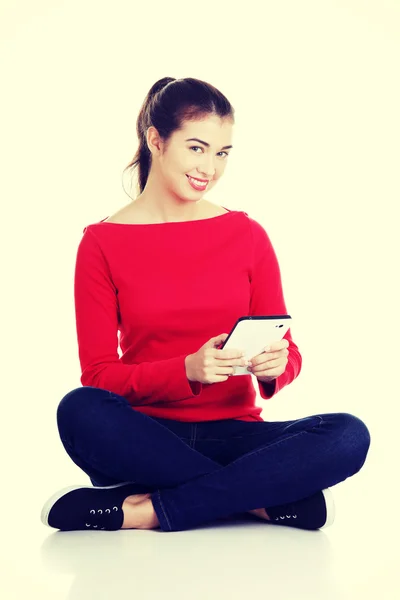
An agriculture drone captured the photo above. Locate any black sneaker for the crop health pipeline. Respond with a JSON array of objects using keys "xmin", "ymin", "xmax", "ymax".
[
  {"xmin": 265, "ymin": 488, "xmax": 335, "ymax": 530},
  {"xmin": 41, "ymin": 482, "xmax": 152, "ymax": 531}
]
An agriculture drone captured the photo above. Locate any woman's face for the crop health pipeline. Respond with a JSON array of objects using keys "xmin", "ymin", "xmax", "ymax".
[{"xmin": 148, "ymin": 114, "xmax": 234, "ymax": 200}]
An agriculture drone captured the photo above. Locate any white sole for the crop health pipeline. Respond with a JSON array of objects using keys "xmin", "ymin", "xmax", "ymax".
[
  {"xmin": 40, "ymin": 481, "xmax": 136, "ymax": 527},
  {"xmin": 320, "ymin": 488, "xmax": 335, "ymax": 529}
]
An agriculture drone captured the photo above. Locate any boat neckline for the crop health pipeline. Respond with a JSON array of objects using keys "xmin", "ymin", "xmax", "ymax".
[{"xmin": 97, "ymin": 208, "xmax": 241, "ymax": 226}]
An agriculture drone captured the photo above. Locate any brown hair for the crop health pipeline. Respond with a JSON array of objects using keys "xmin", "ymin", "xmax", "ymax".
[{"xmin": 122, "ymin": 77, "xmax": 235, "ymax": 197}]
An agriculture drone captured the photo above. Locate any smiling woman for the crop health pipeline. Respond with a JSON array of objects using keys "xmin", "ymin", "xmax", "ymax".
[
  {"xmin": 40, "ymin": 75, "xmax": 371, "ymax": 537},
  {"xmin": 119, "ymin": 77, "xmax": 236, "ymax": 223}
]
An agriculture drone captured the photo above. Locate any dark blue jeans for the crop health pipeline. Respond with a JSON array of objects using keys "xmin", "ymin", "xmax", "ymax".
[{"xmin": 56, "ymin": 386, "xmax": 371, "ymax": 532}]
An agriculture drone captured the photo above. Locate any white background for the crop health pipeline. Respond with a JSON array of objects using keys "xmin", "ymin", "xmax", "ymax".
[{"xmin": 1, "ymin": 1, "xmax": 399, "ymax": 598}]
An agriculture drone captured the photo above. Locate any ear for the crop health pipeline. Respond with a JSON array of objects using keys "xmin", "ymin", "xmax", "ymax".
[{"xmin": 146, "ymin": 126, "xmax": 163, "ymax": 155}]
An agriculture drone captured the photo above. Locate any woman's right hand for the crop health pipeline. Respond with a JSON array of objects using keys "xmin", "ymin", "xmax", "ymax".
[{"xmin": 185, "ymin": 333, "xmax": 250, "ymax": 384}]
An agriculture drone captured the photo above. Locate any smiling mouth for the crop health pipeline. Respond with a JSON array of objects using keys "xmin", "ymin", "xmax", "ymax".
[
  {"xmin": 186, "ymin": 175, "xmax": 209, "ymax": 183},
  {"xmin": 186, "ymin": 176, "xmax": 209, "ymax": 191}
]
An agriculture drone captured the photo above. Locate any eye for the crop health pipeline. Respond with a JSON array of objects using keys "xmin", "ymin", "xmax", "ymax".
[{"xmin": 190, "ymin": 146, "xmax": 229, "ymax": 158}]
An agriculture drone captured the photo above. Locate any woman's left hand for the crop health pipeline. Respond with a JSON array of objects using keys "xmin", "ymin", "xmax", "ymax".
[{"xmin": 247, "ymin": 339, "xmax": 289, "ymax": 382}]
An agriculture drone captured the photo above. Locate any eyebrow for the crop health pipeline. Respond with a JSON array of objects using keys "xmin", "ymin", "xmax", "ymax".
[{"xmin": 185, "ymin": 138, "xmax": 233, "ymax": 150}]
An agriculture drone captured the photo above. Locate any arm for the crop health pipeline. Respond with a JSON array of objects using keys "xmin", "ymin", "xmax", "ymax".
[
  {"xmin": 74, "ymin": 229, "xmax": 202, "ymax": 404},
  {"xmin": 248, "ymin": 218, "xmax": 302, "ymax": 400}
]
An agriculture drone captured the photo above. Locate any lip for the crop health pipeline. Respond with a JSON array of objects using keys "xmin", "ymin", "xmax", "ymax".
[{"xmin": 186, "ymin": 175, "xmax": 209, "ymax": 183}]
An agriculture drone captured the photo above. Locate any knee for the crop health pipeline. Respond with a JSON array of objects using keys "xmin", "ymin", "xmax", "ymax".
[
  {"xmin": 335, "ymin": 412, "xmax": 371, "ymax": 472},
  {"xmin": 56, "ymin": 387, "xmax": 84, "ymax": 438},
  {"xmin": 56, "ymin": 386, "xmax": 107, "ymax": 438}
]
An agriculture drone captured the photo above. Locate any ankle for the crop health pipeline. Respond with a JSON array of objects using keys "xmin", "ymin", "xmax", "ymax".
[
  {"xmin": 248, "ymin": 508, "xmax": 271, "ymax": 521},
  {"xmin": 121, "ymin": 494, "xmax": 159, "ymax": 529}
]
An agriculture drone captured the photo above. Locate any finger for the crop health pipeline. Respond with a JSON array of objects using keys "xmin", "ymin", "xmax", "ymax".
[
  {"xmin": 249, "ymin": 365, "xmax": 275, "ymax": 376},
  {"xmin": 250, "ymin": 345, "xmax": 276, "ymax": 361},
  {"xmin": 250, "ymin": 351, "xmax": 272, "ymax": 364},
  {"xmin": 249, "ymin": 352, "xmax": 269, "ymax": 366},
  {"xmin": 250, "ymin": 346, "xmax": 279, "ymax": 363},
  {"xmin": 248, "ymin": 359, "xmax": 270, "ymax": 373},
  {"xmin": 255, "ymin": 361, "xmax": 288, "ymax": 378},
  {"xmin": 250, "ymin": 346, "xmax": 273, "ymax": 362},
  {"xmin": 250, "ymin": 339, "xmax": 288, "ymax": 363},
  {"xmin": 265, "ymin": 339, "xmax": 289, "ymax": 353},
  {"xmin": 250, "ymin": 357, "xmax": 281, "ymax": 373}
]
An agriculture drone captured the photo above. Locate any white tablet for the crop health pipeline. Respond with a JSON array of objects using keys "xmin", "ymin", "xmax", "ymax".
[{"xmin": 220, "ymin": 315, "xmax": 292, "ymax": 376}]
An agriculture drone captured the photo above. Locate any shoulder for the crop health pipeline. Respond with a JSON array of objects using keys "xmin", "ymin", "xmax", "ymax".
[
  {"xmin": 102, "ymin": 203, "xmax": 137, "ymax": 224},
  {"xmin": 200, "ymin": 200, "xmax": 229, "ymax": 216}
]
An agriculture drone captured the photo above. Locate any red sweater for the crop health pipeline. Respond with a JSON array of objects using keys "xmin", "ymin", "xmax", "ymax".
[{"xmin": 74, "ymin": 207, "xmax": 302, "ymax": 422}]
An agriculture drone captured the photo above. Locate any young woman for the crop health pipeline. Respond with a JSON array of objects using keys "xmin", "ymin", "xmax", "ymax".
[{"xmin": 40, "ymin": 77, "xmax": 370, "ymax": 533}]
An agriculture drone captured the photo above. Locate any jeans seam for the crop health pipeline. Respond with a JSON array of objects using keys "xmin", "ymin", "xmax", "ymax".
[
  {"xmin": 190, "ymin": 424, "xmax": 197, "ymax": 449},
  {"xmin": 156, "ymin": 490, "xmax": 172, "ymax": 531},
  {"xmin": 201, "ymin": 433, "xmax": 284, "ymax": 441},
  {"xmin": 228, "ymin": 417, "xmax": 324, "ymax": 466},
  {"xmin": 198, "ymin": 416, "xmax": 324, "ymax": 442}
]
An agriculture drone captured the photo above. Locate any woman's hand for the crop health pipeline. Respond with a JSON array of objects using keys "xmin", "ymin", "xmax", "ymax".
[{"xmin": 247, "ymin": 339, "xmax": 289, "ymax": 382}]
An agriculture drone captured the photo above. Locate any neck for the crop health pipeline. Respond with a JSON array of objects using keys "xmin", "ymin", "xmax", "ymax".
[{"xmin": 134, "ymin": 194, "xmax": 204, "ymax": 223}]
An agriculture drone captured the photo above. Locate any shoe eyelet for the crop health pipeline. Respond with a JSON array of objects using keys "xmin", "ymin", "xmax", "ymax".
[
  {"xmin": 113, "ymin": 506, "xmax": 118, "ymax": 511},
  {"xmin": 85, "ymin": 523, "xmax": 91, "ymax": 527},
  {"xmin": 105, "ymin": 509, "xmax": 111, "ymax": 514},
  {"xmin": 98, "ymin": 510, "xmax": 103, "ymax": 514}
]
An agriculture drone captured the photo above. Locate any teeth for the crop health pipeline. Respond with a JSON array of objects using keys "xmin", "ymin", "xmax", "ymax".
[{"xmin": 188, "ymin": 176, "xmax": 207, "ymax": 186}]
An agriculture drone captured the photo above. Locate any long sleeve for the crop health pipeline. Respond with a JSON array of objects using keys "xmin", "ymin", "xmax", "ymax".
[
  {"xmin": 248, "ymin": 218, "xmax": 302, "ymax": 399},
  {"xmin": 74, "ymin": 229, "xmax": 202, "ymax": 404},
  {"xmin": 70, "ymin": 209, "xmax": 299, "ymax": 423}
]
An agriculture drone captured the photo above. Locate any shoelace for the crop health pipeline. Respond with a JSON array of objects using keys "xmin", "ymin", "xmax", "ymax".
[{"xmin": 84, "ymin": 505, "xmax": 120, "ymax": 529}]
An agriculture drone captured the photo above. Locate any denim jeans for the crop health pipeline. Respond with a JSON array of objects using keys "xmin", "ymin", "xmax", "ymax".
[{"xmin": 56, "ymin": 386, "xmax": 371, "ymax": 532}]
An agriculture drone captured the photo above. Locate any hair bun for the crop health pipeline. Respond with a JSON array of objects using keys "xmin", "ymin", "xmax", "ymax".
[{"xmin": 148, "ymin": 77, "xmax": 176, "ymax": 98}]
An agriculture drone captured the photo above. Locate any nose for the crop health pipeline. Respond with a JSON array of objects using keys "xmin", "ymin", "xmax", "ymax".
[
  {"xmin": 197, "ymin": 166, "xmax": 216, "ymax": 180},
  {"xmin": 198, "ymin": 156, "xmax": 218, "ymax": 180}
]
